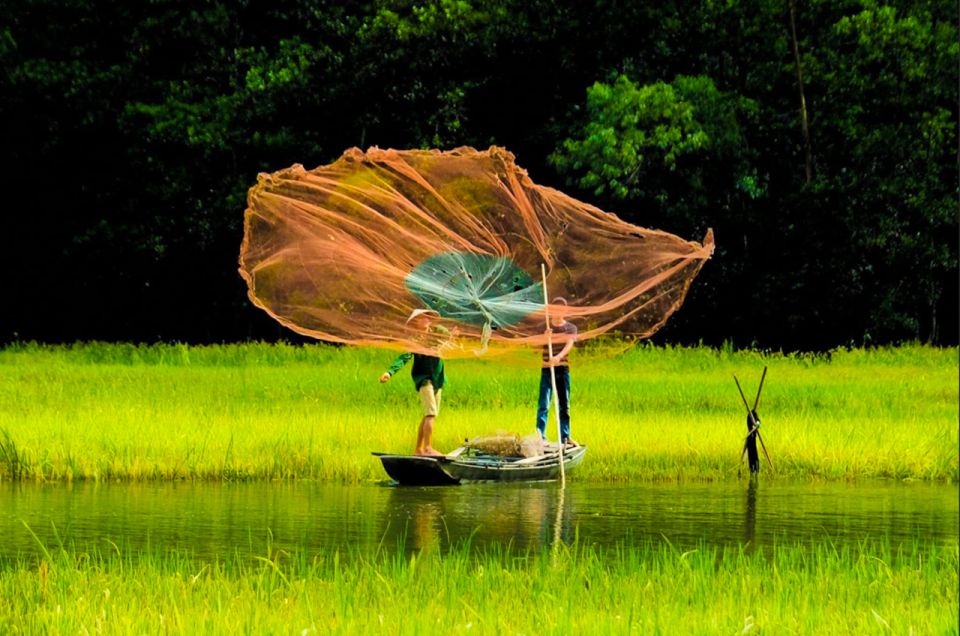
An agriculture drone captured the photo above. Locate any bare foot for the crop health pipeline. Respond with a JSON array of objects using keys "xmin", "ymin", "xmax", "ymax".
[{"xmin": 416, "ymin": 448, "xmax": 444, "ymax": 457}]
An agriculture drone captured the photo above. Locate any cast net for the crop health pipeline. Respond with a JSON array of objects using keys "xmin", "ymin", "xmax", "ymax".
[{"xmin": 239, "ymin": 146, "xmax": 714, "ymax": 358}]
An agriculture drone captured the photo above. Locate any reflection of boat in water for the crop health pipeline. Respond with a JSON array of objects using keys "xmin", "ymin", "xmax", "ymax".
[
  {"xmin": 378, "ymin": 480, "xmax": 573, "ymax": 554},
  {"xmin": 373, "ymin": 445, "xmax": 587, "ymax": 486}
]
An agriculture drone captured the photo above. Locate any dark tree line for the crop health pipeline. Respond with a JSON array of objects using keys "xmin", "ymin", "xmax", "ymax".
[{"xmin": 1, "ymin": 0, "xmax": 956, "ymax": 349}]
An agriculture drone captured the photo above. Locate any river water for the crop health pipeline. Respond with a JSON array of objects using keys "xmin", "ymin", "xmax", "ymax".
[{"xmin": 2, "ymin": 480, "xmax": 956, "ymax": 562}]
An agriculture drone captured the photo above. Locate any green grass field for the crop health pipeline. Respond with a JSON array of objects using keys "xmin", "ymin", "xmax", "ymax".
[
  {"xmin": 2, "ymin": 537, "xmax": 955, "ymax": 635},
  {"xmin": 0, "ymin": 342, "xmax": 956, "ymax": 482}
]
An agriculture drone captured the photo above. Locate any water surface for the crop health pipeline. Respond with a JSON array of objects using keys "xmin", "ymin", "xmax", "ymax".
[{"xmin": 2, "ymin": 479, "xmax": 956, "ymax": 562}]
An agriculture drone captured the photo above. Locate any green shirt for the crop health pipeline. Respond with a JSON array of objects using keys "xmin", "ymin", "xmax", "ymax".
[
  {"xmin": 386, "ymin": 352, "xmax": 445, "ymax": 391},
  {"xmin": 386, "ymin": 324, "xmax": 449, "ymax": 390}
]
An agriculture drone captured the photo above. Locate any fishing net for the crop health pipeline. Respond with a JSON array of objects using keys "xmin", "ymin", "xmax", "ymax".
[
  {"xmin": 239, "ymin": 146, "xmax": 713, "ymax": 358},
  {"xmin": 464, "ymin": 433, "xmax": 545, "ymax": 458}
]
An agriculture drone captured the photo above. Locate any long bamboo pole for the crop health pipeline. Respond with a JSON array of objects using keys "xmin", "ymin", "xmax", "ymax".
[{"xmin": 541, "ymin": 264, "xmax": 565, "ymax": 486}]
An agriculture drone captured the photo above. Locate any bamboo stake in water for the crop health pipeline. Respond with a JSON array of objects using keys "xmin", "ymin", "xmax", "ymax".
[
  {"xmin": 739, "ymin": 366, "xmax": 770, "ymax": 470},
  {"xmin": 541, "ymin": 263, "xmax": 565, "ymax": 486},
  {"xmin": 735, "ymin": 375, "xmax": 773, "ymax": 470}
]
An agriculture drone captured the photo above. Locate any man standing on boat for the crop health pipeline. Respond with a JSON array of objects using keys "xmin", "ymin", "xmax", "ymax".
[
  {"xmin": 536, "ymin": 297, "xmax": 578, "ymax": 446},
  {"xmin": 380, "ymin": 309, "xmax": 451, "ymax": 457}
]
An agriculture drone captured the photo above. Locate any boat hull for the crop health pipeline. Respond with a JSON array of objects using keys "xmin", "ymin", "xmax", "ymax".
[
  {"xmin": 373, "ymin": 446, "xmax": 587, "ymax": 486},
  {"xmin": 372, "ymin": 453, "xmax": 461, "ymax": 486}
]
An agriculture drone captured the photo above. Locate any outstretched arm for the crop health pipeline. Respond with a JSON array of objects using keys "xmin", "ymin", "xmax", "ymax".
[{"xmin": 381, "ymin": 352, "xmax": 413, "ymax": 382}]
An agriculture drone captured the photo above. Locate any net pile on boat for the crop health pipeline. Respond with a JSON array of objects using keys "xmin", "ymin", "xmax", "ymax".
[{"xmin": 464, "ymin": 433, "xmax": 544, "ymax": 458}]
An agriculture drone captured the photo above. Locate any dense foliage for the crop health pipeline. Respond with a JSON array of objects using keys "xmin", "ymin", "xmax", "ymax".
[{"xmin": 2, "ymin": 0, "xmax": 956, "ymax": 348}]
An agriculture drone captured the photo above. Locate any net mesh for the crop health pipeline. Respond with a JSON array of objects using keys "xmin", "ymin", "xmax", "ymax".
[{"xmin": 239, "ymin": 146, "xmax": 714, "ymax": 357}]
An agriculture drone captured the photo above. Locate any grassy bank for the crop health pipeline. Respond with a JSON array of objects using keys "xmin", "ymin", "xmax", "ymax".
[
  {"xmin": 1, "ymin": 538, "xmax": 955, "ymax": 635},
  {"xmin": 0, "ymin": 342, "xmax": 956, "ymax": 482}
]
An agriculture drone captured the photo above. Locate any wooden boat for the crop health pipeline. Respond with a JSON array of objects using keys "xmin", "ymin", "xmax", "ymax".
[{"xmin": 373, "ymin": 444, "xmax": 587, "ymax": 486}]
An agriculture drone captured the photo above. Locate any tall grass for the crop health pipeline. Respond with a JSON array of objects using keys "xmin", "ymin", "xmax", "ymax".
[
  {"xmin": 1, "ymin": 535, "xmax": 955, "ymax": 635},
  {"xmin": 0, "ymin": 342, "xmax": 956, "ymax": 482}
]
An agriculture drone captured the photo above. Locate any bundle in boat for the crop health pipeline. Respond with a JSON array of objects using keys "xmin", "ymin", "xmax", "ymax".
[{"xmin": 464, "ymin": 433, "xmax": 544, "ymax": 458}]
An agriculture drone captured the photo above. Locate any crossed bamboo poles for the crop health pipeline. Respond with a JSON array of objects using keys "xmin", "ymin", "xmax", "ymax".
[{"xmin": 735, "ymin": 366, "xmax": 773, "ymax": 471}]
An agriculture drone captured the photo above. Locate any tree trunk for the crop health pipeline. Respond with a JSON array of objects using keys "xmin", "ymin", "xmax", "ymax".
[{"xmin": 788, "ymin": 0, "xmax": 813, "ymax": 183}]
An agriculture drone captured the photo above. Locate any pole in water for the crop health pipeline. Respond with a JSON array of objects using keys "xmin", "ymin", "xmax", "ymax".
[
  {"xmin": 733, "ymin": 367, "xmax": 773, "ymax": 473},
  {"xmin": 749, "ymin": 366, "xmax": 770, "ymax": 473},
  {"xmin": 541, "ymin": 263, "xmax": 565, "ymax": 486},
  {"xmin": 744, "ymin": 409, "xmax": 761, "ymax": 474}
]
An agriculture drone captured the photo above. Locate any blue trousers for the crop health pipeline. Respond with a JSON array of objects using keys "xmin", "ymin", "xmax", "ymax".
[{"xmin": 536, "ymin": 366, "xmax": 571, "ymax": 441}]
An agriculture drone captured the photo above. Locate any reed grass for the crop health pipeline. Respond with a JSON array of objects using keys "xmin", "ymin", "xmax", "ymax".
[
  {"xmin": 0, "ymin": 341, "xmax": 955, "ymax": 482},
  {"xmin": 0, "ymin": 535, "xmax": 955, "ymax": 635}
]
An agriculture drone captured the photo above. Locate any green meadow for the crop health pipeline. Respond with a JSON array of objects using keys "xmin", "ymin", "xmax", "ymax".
[
  {"xmin": 0, "ymin": 342, "xmax": 956, "ymax": 483},
  {"xmin": 1, "ymin": 537, "xmax": 956, "ymax": 635}
]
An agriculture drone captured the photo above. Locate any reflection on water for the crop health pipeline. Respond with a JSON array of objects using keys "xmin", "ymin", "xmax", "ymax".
[
  {"xmin": 744, "ymin": 477, "xmax": 758, "ymax": 546},
  {"xmin": 1, "ymin": 479, "xmax": 956, "ymax": 563},
  {"xmin": 381, "ymin": 480, "xmax": 576, "ymax": 553}
]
